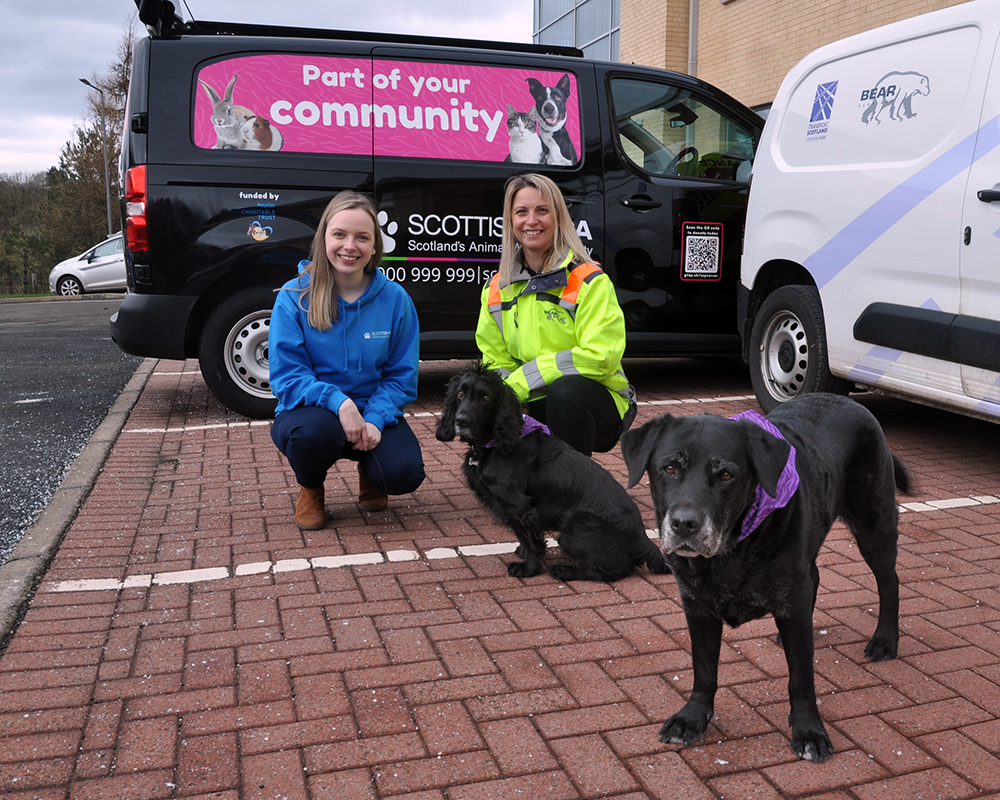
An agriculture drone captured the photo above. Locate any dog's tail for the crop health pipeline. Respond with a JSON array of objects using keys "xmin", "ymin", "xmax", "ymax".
[
  {"xmin": 892, "ymin": 454, "xmax": 912, "ymax": 496},
  {"xmin": 643, "ymin": 535, "xmax": 672, "ymax": 575}
]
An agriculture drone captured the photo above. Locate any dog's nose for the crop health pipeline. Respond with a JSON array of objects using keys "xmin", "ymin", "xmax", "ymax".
[{"xmin": 669, "ymin": 508, "xmax": 703, "ymax": 538}]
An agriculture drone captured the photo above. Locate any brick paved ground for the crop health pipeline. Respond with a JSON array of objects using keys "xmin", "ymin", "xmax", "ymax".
[{"xmin": 2, "ymin": 356, "xmax": 1000, "ymax": 799}]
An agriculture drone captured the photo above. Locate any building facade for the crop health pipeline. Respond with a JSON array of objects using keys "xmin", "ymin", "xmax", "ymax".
[{"xmin": 537, "ymin": 0, "xmax": 972, "ymax": 109}]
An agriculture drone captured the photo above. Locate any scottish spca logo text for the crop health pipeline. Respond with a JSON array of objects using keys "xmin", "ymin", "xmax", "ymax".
[
  {"xmin": 807, "ymin": 81, "xmax": 838, "ymax": 141},
  {"xmin": 860, "ymin": 71, "xmax": 930, "ymax": 125},
  {"xmin": 364, "ymin": 330, "xmax": 392, "ymax": 340}
]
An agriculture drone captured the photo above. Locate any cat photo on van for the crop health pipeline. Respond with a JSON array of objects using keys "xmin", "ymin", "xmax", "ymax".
[{"xmin": 503, "ymin": 104, "xmax": 543, "ymax": 164}]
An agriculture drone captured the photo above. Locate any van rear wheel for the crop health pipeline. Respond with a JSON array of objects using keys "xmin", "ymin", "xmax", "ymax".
[
  {"xmin": 199, "ymin": 286, "xmax": 278, "ymax": 419},
  {"xmin": 749, "ymin": 284, "xmax": 850, "ymax": 413}
]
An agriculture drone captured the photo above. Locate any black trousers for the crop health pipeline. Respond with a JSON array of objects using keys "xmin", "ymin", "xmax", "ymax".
[{"xmin": 524, "ymin": 375, "xmax": 626, "ymax": 456}]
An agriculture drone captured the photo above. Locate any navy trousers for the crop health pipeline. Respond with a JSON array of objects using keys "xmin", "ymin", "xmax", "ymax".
[{"xmin": 271, "ymin": 405, "xmax": 425, "ymax": 494}]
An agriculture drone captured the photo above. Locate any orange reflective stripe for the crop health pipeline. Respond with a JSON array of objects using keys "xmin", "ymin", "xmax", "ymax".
[
  {"xmin": 487, "ymin": 273, "xmax": 502, "ymax": 309},
  {"xmin": 560, "ymin": 262, "xmax": 602, "ymax": 306}
]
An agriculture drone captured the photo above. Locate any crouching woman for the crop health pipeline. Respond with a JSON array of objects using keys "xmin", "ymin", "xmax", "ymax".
[{"xmin": 269, "ymin": 191, "xmax": 425, "ymax": 528}]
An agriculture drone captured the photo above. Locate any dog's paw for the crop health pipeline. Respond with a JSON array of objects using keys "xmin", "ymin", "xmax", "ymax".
[
  {"xmin": 507, "ymin": 561, "xmax": 542, "ymax": 579},
  {"xmin": 659, "ymin": 707, "xmax": 712, "ymax": 746},
  {"xmin": 792, "ymin": 727, "xmax": 833, "ymax": 762},
  {"xmin": 864, "ymin": 632, "xmax": 898, "ymax": 662}
]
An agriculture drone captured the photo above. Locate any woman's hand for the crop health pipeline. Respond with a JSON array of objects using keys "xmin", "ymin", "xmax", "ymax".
[{"xmin": 338, "ymin": 398, "xmax": 382, "ymax": 451}]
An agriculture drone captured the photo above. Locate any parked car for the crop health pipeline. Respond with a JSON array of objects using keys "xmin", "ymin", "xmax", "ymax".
[
  {"xmin": 49, "ymin": 233, "xmax": 127, "ymax": 296},
  {"xmin": 112, "ymin": 0, "xmax": 763, "ymax": 418}
]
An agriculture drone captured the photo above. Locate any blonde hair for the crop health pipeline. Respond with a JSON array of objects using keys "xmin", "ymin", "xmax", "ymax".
[
  {"xmin": 298, "ymin": 191, "xmax": 383, "ymax": 330},
  {"xmin": 497, "ymin": 173, "xmax": 593, "ymax": 288}
]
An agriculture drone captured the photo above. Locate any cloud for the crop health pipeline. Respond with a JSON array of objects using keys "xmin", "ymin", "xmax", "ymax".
[{"xmin": 0, "ymin": 0, "xmax": 532, "ymax": 175}]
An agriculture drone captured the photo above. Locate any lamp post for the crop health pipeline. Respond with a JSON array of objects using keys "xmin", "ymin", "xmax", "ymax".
[{"xmin": 79, "ymin": 78, "xmax": 113, "ymax": 237}]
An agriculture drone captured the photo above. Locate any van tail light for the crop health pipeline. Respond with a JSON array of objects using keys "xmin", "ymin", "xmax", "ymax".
[{"xmin": 124, "ymin": 165, "xmax": 148, "ymax": 253}]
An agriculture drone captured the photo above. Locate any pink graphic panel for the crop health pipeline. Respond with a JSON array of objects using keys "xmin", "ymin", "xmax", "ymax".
[{"xmin": 193, "ymin": 54, "xmax": 581, "ymax": 164}]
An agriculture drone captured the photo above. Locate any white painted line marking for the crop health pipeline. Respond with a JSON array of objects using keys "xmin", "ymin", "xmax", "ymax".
[{"xmin": 44, "ymin": 494, "xmax": 994, "ymax": 594}]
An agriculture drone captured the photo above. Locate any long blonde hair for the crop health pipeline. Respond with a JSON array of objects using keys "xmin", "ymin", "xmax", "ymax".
[
  {"xmin": 299, "ymin": 191, "xmax": 383, "ymax": 330},
  {"xmin": 497, "ymin": 173, "xmax": 592, "ymax": 288}
]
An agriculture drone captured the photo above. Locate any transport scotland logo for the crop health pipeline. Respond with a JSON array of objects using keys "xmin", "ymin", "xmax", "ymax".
[
  {"xmin": 810, "ymin": 81, "xmax": 839, "ymax": 122},
  {"xmin": 807, "ymin": 81, "xmax": 838, "ymax": 141}
]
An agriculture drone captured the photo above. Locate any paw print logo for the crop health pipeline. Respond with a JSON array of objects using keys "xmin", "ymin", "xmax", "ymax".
[{"xmin": 377, "ymin": 211, "xmax": 398, "ymax": 254}]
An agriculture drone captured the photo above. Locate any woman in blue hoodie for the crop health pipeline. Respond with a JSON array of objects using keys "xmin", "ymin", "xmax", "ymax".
[{"xmin": 269, "ymin": 191, "xmax": 425, "ymax": 529}]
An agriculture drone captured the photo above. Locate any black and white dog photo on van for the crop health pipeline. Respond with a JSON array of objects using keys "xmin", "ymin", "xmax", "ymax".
[{"xmin": 526, "ymin": 74, "xmax": 578, "ymax": 166}]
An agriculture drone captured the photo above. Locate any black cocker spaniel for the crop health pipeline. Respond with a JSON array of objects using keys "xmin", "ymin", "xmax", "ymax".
[{"xmin": 436, "ymin": 362, "xmax": 668, "ymax": 582}]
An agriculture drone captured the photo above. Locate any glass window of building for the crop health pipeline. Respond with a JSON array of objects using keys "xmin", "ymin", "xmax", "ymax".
[{"xmin": 534, "ymin": 0, "xmax": 621, "ymax": 60}]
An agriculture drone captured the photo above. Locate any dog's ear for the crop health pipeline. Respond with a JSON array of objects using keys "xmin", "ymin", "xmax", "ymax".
[
  {"xmin": 525, "ymin": 77, "xmax": 543, "ymax": 99},
  {"xmin": 556, "ymin": 73, "xmax": 571, "ymax": 96},
  {"xmin": 435, "ymin": 374, "xmax": 461, "ymax": 442},
  {"xmin": 620, "ymin": 415, "xmax": 672, "ymax": 488},
  {"xmin": 492, "ymin": 377, "xmax": 525, "ymax": 454},
  {"xmin": 742, "ymin": 424, "xmax": 792, "ymax": 498}
]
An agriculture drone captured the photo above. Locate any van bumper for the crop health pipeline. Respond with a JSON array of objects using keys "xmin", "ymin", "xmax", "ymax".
[{"xmin": 110, "ymin": 293, "xmax": 197, "ymax": 360}]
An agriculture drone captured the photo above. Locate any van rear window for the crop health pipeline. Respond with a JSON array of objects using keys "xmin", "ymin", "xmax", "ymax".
[{"xmin": 194, "ymin": 55, "xmax": 582, "ymax": 165}]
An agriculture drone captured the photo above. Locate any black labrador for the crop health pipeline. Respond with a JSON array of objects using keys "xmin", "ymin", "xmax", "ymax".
[
  {"xmin": 620, "ymin": 393, "xmax": 910, "ymax": 762},
  {"xmin": 436, "ymin": 363, "xmax": 668, "ymax": 582}
]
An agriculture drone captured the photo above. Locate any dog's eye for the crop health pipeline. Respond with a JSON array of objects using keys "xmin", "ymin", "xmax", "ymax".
[
  {"xmin": 457, "ymin": 391, "xmax": 465, "ymax": 399},
  {"xmin": 663, "ymin": 463, "xmax": 677, "ymax": 475},
  {"xmin": 720, "ymin": 470, "xmax": 733, "ymax": 482},
  {"xmin": 482, "ymin": 394, "xmax": 491, "ymax": 403}
]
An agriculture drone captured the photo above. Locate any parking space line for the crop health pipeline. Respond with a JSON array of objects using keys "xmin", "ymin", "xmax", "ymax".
[{"xmin": 45, "ymin": 494, "xmax": 999, "ymax": 595}]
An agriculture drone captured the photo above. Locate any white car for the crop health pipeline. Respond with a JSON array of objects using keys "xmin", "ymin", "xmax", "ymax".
[{"xmin": 49, "ymin": 233, "xmax": 127, "ymax": 295}]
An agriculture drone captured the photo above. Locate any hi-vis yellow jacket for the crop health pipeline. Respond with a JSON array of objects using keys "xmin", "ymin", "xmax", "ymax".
[{"xmin": 475, "ymin": 252, "xmax": 632, "ymax": 419}]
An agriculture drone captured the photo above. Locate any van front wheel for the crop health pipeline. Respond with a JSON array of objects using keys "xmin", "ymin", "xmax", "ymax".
[
  {"xmin": 199, "ymin": 286, "xmax": 278, "ymax": 419},
  {"xmin": 749, "ymin": 285, "xmax": 850, "ymax": 413}
]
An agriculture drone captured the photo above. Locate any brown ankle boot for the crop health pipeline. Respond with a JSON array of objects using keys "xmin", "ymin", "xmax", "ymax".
[
  {"xmin": 295, "ymin": 485, "xmax": 326, "ymax": 530},
  {"xmin": 357, "ymin": 465, "xmax": 388, "ymax": 512}
]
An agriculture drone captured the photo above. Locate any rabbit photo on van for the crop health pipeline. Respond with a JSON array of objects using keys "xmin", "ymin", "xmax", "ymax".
[{"xmin": 198, "ymin": 73, "xmax": 255, "ymax": 149}]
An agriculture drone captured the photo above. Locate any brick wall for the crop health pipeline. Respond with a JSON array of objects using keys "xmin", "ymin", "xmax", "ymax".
[{"xmin": 620, "ymin": 0, "xmax": 972, "ymax": 108}]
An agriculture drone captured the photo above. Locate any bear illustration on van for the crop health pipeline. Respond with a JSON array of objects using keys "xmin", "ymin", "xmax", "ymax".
[{"xmin": 860, "ymin": 71, "xmax": 930, "ymax": 124}]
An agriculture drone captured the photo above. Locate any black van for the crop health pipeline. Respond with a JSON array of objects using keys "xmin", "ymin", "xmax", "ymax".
[{"xmin": 113, "ymin": 1, "xmax": 763, "ymax": 417}]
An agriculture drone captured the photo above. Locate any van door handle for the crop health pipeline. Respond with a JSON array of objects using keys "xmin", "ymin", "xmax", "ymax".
[
  {"xmin": 977, "ymin": 189, "xmax": 1000, "ymax": 202},
  {"xmin": 621, "ymin": 195, "xmax": 663, "ymax": 211}
]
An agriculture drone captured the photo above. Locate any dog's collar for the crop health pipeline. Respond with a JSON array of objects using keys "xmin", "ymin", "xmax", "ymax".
[
  {"xmin": 483, "ymin": 414, "xmax": 551, "ymax": 449},
  {"xmin": 730, "ymin": 409, "xmax": 799, "ymax": 541},
  {"xmin": 469, "ymin": 415, "xmax": 551, "ymax": 465}
]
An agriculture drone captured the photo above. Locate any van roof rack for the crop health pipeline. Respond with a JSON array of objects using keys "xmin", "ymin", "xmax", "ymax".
[{"xmin": 135, "ymin": 0, "xmax": 583, "ymax": 59}]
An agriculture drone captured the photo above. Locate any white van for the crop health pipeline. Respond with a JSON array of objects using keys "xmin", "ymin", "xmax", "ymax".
[{"xmin": 740, "ymin": 0, "xmax": 1000, "ymax": 422}]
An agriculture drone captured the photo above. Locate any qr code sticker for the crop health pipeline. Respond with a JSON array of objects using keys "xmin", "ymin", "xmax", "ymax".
[{"xmin": 685, "ymin": 235, "xmax": 720, "ymax": 274}]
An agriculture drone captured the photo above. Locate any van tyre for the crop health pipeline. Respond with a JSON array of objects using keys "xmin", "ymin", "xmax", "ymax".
[
  {"xmin": 749, "ymin": 284, "xmax": 850, "ymax": 413},
  {"xmin": 199, "ymin": 286, "xmax": 279, "ymax": 419}
]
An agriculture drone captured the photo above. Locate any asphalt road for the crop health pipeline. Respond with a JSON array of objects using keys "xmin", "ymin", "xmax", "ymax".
[{"xmin": 0, "ymin": 296, "xmax": 141, "ymax": 566}]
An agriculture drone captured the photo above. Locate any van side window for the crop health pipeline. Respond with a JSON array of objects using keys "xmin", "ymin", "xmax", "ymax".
[{"xmin": 611, "ymin": 77, "xmax": 754, "ymax": 181}]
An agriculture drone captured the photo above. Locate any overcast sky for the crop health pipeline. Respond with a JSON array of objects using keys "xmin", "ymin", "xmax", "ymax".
[{"xmin": 1, "ymin": 0, "xmax": 533, "ymax": 176}]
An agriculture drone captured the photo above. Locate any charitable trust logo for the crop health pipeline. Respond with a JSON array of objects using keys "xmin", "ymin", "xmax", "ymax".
[
  {"xmin": 806, "ymin": 81, "xmax": 838, "ymax": 141},
  {"xmin": 544, "ymin": 308, "xmax": 567, "ymax": 325},
  {"xmin": 364, "ymin": 330, "xmax": 392, "ymax": 340}
]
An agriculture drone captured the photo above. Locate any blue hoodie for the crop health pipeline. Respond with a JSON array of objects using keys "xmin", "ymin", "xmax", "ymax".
[{"xmin": 269, "ymin": 262, "xmax": 419, "ymax": 428}]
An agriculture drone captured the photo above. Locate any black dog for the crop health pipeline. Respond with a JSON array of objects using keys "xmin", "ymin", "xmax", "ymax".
[
  {"xmin": 436, "ymin": 363, "xmax": 667, "ymax": 582},
  {"xmin": 620, "ymin": 393, "xmax": 910, "ymax": 762},
  {"xmin": 526, "ymin": 75, "xmax": 578, "ymax": 165}
]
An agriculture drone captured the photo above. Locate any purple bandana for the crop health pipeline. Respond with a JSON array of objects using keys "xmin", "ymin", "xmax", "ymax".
[
  {"xmin": 485, "ymin": 414, "xmax": 551, "ymax": 448},
  {"xmin": 730, "ymin": 409, "xmax": 799, "ymax": 541}
]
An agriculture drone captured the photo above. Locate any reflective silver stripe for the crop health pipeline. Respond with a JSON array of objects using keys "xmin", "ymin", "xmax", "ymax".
[
  {"xmin": 494, "ymin": 367, "xmax": 512, "ymax": 379},
  {"xmin": 489, "ymin": 306, "xmax": 504, "ymax": 337},
  {"xmin": 557, "ymin": 298, "xmax": 577, "ymax": 318},
  {"xmin": 555, "ymin": 349, "xmax": 579, "ymax": 377},
  {"xmin": 523, "ymin": 360, "xmax": 546, "ymax": 391}
]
